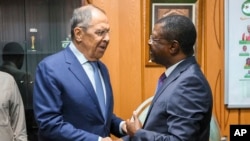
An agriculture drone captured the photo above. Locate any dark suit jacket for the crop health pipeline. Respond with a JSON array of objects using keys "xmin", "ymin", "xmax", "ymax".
[
  {"xmin": 123, "ymin": 56, "xmax": 213, "ymax": 141},
  {"xmin": 33, "ymin": 46, "xmax": 123, "ymax": 141}
]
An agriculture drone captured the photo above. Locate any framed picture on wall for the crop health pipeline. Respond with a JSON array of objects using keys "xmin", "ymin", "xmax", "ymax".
[
  {"xmin": 145, "ymin": 2, "xmax": 196, "ymax": 67},
  {"xmin": 225, "ymin": 0, "xmax": 250, "ymax": 108},
  {"xmin": 152, "ymin": 3, "xmax": 195, "ymax": 30}
]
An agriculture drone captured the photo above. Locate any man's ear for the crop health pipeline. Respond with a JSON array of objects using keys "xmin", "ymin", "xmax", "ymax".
[
  {"xmin": 74, "ymin": 27, "xmax": 83, "ymax": 42},
  {"xmin": 169, "ymin": 40, "xmax": 179, "ymax": 54}
]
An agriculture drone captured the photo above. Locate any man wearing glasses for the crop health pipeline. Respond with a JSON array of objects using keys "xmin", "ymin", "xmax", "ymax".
[{"xmin": 117, "ymin": 15, "xmax": 213, "ymax": 141}]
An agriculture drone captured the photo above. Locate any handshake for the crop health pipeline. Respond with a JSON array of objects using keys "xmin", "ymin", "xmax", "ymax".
[{"xmin": 102, "ymin": 111, "xmax": 142, "ymax": 141}]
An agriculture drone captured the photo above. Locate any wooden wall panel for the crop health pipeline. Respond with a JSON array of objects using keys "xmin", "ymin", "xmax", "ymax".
[
  {"xmin": 203, "ymin": 0, "xmax": 229, "ymax": 138},
  {"xmin": 92, "ymin": 0, "xmax": 143, "ymax": 120},
  {"xmin": 118, "ymin": 0, "xmax": 142, "ymax": 119},
  {"xmin": 90, "ymin": 0, "xmax": 122, "ymax": 117}
]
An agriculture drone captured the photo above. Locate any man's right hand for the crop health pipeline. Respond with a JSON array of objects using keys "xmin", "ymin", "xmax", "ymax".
[{"xmin": 126, "ymin": 111, "xmax": 142, "ymax": 137}]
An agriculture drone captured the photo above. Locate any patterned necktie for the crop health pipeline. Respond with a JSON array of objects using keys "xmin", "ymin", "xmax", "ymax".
[
  {"xmin": 90, "ymin": 62, "xmax": 106, "ymax": 117},
  {"xmin": 157, "ymin": 72, "xmax": 167, "ymax": 91}
]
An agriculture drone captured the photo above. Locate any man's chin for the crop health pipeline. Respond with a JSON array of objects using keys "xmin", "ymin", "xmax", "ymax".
[
  {"xmin": 150, "ymin": 58, "xmax": 163, "ymax": 66},
  {"xmin": 149, "ymin": 58, "xmax": 156, "ymax": 63}
]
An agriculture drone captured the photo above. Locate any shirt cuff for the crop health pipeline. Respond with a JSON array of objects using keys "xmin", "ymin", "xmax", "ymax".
[{"xmin": 119, "ymin": 121, "xmax": 126, "ymax": 135}]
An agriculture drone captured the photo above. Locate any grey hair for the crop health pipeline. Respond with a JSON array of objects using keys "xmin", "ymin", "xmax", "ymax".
[{"xmin": 70, "ymin": 4, "xmax": 106, "ymax": 39}]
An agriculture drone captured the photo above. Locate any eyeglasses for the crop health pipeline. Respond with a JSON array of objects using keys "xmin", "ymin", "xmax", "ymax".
[
  {"xmin": 94, "ymin": 29, "xmax": 109, "ymax": 37},
  {"xmin": 148, "ymin": 35, "xmax": 165, "ymax": 44},
  {"xmin": 79, "ymin": 26, "xmax": 109, "ymax": 37}
]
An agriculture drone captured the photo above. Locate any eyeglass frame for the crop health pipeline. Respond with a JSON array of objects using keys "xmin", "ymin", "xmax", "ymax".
[
  {"xmin": 148, "ymin": 35, "xmax": 166, "ymax": 44},
  {"xmin": 79, "ymin": 26, "xmax": 110, "ymax": 37},
  {"xmin": 148, "ymin": 35, "xmax": 177, "ymax": 45}
]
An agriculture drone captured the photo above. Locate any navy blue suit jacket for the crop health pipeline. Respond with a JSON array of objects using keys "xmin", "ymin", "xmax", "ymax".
[
  {"xmin": 33, "ymin": 47, "xmax": 123, "ymax": 141},
  {"xmin": 123, "ymin": 56, "xmax": 213, "ymax": 141}
]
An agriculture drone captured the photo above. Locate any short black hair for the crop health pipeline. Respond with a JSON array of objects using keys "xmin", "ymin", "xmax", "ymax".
[
  {"xmin": 156, "ymin": 15, "xmax": 196, "ymax": 56},
  {"xmin": 2, "ymin": 42, "xmax": 24, "ymax": 62},
  {"xmin": 2, "ymin": 42, "xmax": 24, "ymax": 55}
]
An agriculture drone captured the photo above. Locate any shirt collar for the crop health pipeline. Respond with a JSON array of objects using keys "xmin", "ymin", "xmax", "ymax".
[
  {"xmin": 164, "ymin": 60, "xmax": 184, "ymax": 77},
  {"xmin": 69, "ymin": 42, "xmax": 88, "ymax": 65}
]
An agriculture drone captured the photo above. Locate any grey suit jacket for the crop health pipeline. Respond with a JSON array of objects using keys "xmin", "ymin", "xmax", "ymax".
[{"xmin": 123, "ymin": 56, "xmax": 213, "ymax": 141}]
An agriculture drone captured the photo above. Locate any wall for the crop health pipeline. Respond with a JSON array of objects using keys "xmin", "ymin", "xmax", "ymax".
[
  {"xmin": 204, "ymin": 0, "xmax": 250, "ymax": 140},
  {"xmin": 90, "ymin": 0, "xmax": 250, "ymax": 140}
]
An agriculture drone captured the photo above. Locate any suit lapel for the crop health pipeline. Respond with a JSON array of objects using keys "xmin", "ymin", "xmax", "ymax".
[
  {"xmin": 143, "ymin": 56, "xmax": 197, "ymax": 127},
  {"xmin": 64, "ymin": 47, "xmax": 101, "ymax": 111},
  {"xmin": 153, "ymin": 56, "xmax": 196, "ymax": 103}
]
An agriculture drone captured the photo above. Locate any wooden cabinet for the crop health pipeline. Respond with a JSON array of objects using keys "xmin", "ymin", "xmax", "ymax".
[
  {"xmin": 0, "ymin": 0, "xmax": 81, "ymax": 97},
  {"xmin": 0, "ymin": 0, "xmax": 83, "ymax": 73}
]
